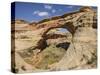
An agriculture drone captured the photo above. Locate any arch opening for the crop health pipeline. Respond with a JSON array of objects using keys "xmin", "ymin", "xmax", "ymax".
[{"xmin": 43, "ymin": 27, "xmax": 72, "ymax": 51}]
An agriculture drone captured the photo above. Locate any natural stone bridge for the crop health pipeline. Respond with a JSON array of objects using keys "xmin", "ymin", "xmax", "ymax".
[{"xmin": 31, "ymin": 7, "xmax": 97, "ymax": 53}]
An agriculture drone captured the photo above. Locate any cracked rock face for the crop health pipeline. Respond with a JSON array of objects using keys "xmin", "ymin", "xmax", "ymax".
[{"xmin": 11, "ymin": 7, "xmax": 97, "ymax": 73}]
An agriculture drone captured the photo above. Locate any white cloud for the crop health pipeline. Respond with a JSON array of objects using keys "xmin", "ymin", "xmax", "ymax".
[
  {"xmin": 38, "ymin": 12, "xmax": 49, "ymax": 16},
  {"xmin": 33, "ymin": 10, "xmax": 39, "ymax": 14},
  {"xmin": 52, "ymin": 9, "xmax": 56, "ymax": 13},
  {"xmin": 44, "ymin": 5, "xmax": 52, "ymax": 9},
  {"xmin": 33, "ymin": 10, "xmax": 49, "ymax": 17}
]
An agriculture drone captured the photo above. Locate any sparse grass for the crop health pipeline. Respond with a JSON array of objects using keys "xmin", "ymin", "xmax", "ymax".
[
  {"xmin": 87, "ymin": 50, "xmax": 97, "ymax": 66},
  {"xmin": 35, "ymin": 45, "xmax": 66, "ymax": 69}
]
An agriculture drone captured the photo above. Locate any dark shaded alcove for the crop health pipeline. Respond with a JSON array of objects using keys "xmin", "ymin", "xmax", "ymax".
[{"xmin": 56, "ymin": 42, "xmax": 70, "ymax": 50}]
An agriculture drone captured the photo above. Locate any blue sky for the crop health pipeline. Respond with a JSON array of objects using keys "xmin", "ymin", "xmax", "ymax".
[{"xmin": 14, "ymin": 2, "xmax": 97, "ymax": 22}]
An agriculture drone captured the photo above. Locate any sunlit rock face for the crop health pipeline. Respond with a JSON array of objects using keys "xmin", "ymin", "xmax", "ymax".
[{"xmin": 12, "ymin": 7, "xmax": 97, "ymax": 73}]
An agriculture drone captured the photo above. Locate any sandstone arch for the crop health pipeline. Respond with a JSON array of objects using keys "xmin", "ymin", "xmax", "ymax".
[
  {"xmin": 41, "ymin": 22, "xmax": 74, "ymax": 38},
  {"xmin": 17, "ymin": 7, "xmax": 97, "ymax": 70},
  {"xmin": 28, "ymin": 7, "xmax": 96, "ymax": 53}
]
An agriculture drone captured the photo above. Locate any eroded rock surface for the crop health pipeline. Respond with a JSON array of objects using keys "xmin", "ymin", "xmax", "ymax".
[{"xmin": 11, "ymin": 7, "xmax": 97, "ymax": 73}]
